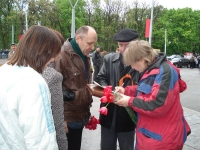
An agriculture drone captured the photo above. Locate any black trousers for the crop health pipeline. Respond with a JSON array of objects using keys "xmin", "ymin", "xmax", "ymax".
[
  {"xmin": 101, "ymin": 126, "xmax": 135, "ymax": 150},
  {"xmin": 66, "ymin": 127, "xmax": 83, "ymax": 150}
]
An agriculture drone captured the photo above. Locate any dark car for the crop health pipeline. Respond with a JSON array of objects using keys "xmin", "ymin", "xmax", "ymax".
[{"xmin": 170, "ymin": 57, "xmax": 190, "ymax": 68}]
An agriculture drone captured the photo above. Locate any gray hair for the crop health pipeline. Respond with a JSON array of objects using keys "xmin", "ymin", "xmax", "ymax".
[
  {"xmin": 123, "ymin": 40, "xmax": 158, "ymax": 67},
  {"xmin": 76, "ymin": 26, "xmax": 95, "ymax": 39}
]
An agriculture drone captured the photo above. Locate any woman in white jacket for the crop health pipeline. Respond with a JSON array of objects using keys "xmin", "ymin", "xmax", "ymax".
[{"xmin": 0, "ymin": 25, "xmax": 62, "ymax": 150}]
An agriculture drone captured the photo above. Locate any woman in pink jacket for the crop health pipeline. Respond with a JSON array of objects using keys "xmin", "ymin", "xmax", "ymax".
[{"xmin": 115, "ymin": 40, "xmax": 191, "ymax": 150}]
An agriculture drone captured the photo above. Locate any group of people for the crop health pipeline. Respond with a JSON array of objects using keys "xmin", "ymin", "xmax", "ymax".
[
  {"xmin": 189, "ymin": 56, "xmax": 200, "ymax": 68},
  {"xmin": 0, "ymin": 24, "xmax": 191, "ymax": 150}
]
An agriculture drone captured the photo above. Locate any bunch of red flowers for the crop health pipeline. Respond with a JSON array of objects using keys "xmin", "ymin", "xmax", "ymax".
[
  {"xmin": 99, "ymin": 85, "xmax": 137, "ymax": 125},
  {"xmin": 99, "ymin": 86, "xmax": 117, "ymax": 115},
  {"xmin": 85, "ymin": 115, "xmax": 99, "ymax": 130}
]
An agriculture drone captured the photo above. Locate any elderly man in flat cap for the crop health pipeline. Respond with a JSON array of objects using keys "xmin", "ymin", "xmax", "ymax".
[
  {"xmin": 8, "ymin": 43, "xmax": 17, "ymax": 59},
  {"xmin": 97, "ymin": 28, "xmax": 140, "ymax": 150}
]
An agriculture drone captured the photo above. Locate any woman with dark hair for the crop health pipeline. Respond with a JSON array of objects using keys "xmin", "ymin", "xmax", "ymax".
[
  {"xmin": 115, "ymin": 40, "xmax": 191, "ymax": 150},
  {"xmin": 42, "ymin": 29, "xmax": 68, "ymax": 150},
  {"xmin": 0, "ymin": 25, "xmax": 62, "ymax": 149}
]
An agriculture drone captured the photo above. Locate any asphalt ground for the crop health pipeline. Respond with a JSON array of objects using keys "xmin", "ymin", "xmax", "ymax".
[{"xmin": 0, "ymin": 59, "xmax": 6, "ymax": 66}]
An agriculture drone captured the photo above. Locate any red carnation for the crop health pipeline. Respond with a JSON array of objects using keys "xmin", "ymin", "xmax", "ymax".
[{"xmin": 85, "ymin": 115, "xmax": 99, "ymax": 130}]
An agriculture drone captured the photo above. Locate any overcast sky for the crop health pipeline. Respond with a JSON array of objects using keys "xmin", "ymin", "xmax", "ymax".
[{"xmin": 126, "ymin": 0, "xmax": 200, "ymax": 10}]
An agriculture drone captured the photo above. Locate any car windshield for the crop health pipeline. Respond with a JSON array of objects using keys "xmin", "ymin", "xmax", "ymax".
[
  {"xmin": 172, "ymin": 58, "xmax": 180, "ymax": 61},
  {"xmin": 171, "ymin": 55, "xmax": 176, "ymax": 57},
  {"xmin": 175, "ymin": 55, "xmax": 182, "ymax": 58}
]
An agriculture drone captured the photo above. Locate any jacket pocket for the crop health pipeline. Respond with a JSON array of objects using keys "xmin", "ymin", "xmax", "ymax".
[
  {"xmin": 71, "ymin": 71, "xmax": 81, "ymax": 88},
  {"xmin": 138, "ymin": 127, "xmax": 162, "ymax": 141},
  {"xmin": 72, "ymin": 71, "xmax": 81, "ymax": 78}
]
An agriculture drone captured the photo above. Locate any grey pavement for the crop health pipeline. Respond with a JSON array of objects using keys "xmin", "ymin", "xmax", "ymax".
[
  {"xmin": 0, "ymin": 59, "xmax": 7, "ymax": 65},
  {"xmin": 180, "ymin": 68, "xmax": 200, "ymax": 112}
]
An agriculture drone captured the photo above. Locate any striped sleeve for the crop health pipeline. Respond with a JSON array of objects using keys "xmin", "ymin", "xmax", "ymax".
[{"xmin": 129, "ymin": 62, "xmax": 179, "ymax": 117}]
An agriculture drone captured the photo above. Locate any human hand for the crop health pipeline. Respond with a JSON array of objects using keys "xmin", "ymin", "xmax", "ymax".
[
  {"xmin": 114, "ymin": 94, "xmax": 130, "ymax": 107},
  {"xmin": 64, "ymin": 121, "xmax": 68, "ymax": 133},
  {"xmin": 115, "ymin": 86, "xmax": 125, "ymax": 94}
]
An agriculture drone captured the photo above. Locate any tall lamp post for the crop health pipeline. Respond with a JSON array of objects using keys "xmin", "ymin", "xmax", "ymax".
[
  {"xmin": 69, "ymin": 0, "xmax": 79, "ymax": 38},
  {"xmin": 12, "ymin": 25, "xmax": 14, "ymax": 43},
  {"xmin": 25, "ymin": 10, "xmax": 28, "ymax": 31},
  {"xmin": 164, "ymin": 29, "xmax": 167, "ymax": 54},
  {"xmin": 22, "ymin": 1, "xmax": 28, "ymax": 31},
  {"xmin": 149, "ymin": 0, "xmax": 154, "ymax": 46}
]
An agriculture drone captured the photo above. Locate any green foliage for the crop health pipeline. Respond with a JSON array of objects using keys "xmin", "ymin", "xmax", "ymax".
[
  {"xmin": 0, "ymin": 0, "xmax": 200, "ymax": 56},
  {"xmin": 55, "ymin": 0, "xmax": 87, "ymax": 39}
]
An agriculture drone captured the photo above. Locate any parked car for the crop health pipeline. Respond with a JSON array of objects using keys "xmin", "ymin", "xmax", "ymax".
[
  {"xmin": 170, "ymin": 57, "xmax": 190, "ymax": 68},
  {"xmin": 167, "ymin": 55, "xmax": 182, "ymax": 61}
]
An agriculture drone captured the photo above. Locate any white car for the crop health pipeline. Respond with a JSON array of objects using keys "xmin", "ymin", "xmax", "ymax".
[{"xmin": 167, "ymin": 55, "xmax": 182, "ymax": 61}]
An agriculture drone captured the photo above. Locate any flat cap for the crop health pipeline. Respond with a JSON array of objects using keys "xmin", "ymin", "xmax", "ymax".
[
  {"xmin": 113, "ymin": 28, "xmax": 139, "ymax": 42},
  {"xmin": 10, "ymin": 43, "xmax": 16, "ymax": 46}
]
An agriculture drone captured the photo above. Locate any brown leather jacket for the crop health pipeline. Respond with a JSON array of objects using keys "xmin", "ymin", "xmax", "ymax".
[{"xmin": 55, "ymin": 39, "xmax": 93, "ymax": 123}]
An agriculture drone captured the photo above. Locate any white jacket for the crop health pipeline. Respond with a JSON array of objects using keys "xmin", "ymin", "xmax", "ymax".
[{"xmin": 0, "ymin": 64, "xmax": 58, "ymax": 150}]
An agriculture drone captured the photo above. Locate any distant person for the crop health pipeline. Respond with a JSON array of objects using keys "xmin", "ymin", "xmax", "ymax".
[
  {"xmin": 190, "ymin": 56, "xmax": 195, "ymax": 68},
  {"xmin": 197, "ymin": 56, "xmax": 200, "ymax": 68},
  {"xmin": 92, "ymin": 45, "xmax": 101, "ymax": 82},
  {"xmin": 8, "ymin": 43, "xmax": 17, "ymax": 58},
  {"xmin": 100, "ymin": 50, "xmax": 107, "ymax": 68},
  {"xmin": 115, "ymin": 40, "xmax": 191, "ymax": 150},
  {"xmin": 42, "ymin": 29, "xmax": 68, "ymax": 150},
  {"xmin": 97, "ymin": 28, "xmax": 140, "ymax": 150},
  {"xmin": 55, "ymin": 26, "xmax": 97, "ymax": 150},
  {"xmin": 0, "ymin": 25, "xmax": 60, "ymax": 149}
]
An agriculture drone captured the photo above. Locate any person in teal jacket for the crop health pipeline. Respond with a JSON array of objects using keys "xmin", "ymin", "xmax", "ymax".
[{"xmin": 115, "ymin": 40, "xmax": 191, "ymax": 150}]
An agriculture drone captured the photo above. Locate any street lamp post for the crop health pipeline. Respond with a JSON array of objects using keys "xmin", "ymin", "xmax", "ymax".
[
  {"xmin": 164, "ymin": 29, "xmax": 167, "ymax": 54},
  {"xmin": 69, "ymin": 0, "xmax": 79, "ymax": 38},
  {"xmin": 25, "ymin": 10, "xmax": 28, "ymax": 31},
  {"xmin": 149, "ymin": 0, "xmax": 154, "ymax": 46},
  {"xmin": 22, "ymin": 1, "xmax": 28, "ymax": 31},
  {"xmin": 12, "ymin": 25, "xmax": 14, "ymax": 43}
]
